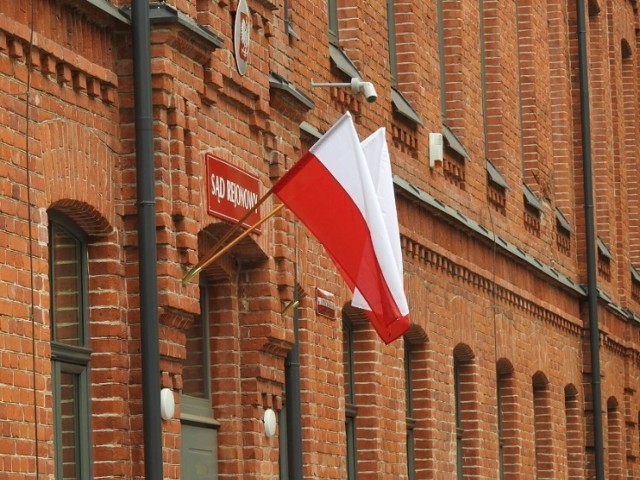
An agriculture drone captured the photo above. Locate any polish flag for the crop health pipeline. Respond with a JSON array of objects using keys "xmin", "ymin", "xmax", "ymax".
[
  {"xmin": 351, "ymin": 128, "xmax": 408, "ymax": 320},
  {"xmin": 272, "ymin": 112, "xmax": 410, "ymax": 343}
]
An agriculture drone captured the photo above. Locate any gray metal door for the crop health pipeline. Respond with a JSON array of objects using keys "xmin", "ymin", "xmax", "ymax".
[{"xmin": 181, "ymin": 420, "xmax": 218, "ymax": 479}]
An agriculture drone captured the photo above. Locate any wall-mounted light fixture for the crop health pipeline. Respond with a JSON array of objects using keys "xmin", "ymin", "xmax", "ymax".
[
  {"xmin": 160, "ymin": 388, "xmax": 175, "ymax": 421},
  {"xmin": 263, "ymin": 408, "xmax": 277, "ymax": 437},
  {"xmin": 429, "ymin": 132, "xmax": 444, "ymax": 168},
  {"xmin": 311, "ymin": 78, "xmax": 378, "ymax": 103}
]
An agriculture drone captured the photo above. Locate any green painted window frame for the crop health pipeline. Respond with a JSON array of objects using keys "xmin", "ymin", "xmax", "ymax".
[
  {"xmin": 180, "ymin": 280, "xmax": 219, "ymax": 480},
  {"xmin": 181, "ymin": 280, "xmax": 216, "ymax": 421},
  {"xmin": 49, "ymin": 212, "xmax": 92, "ymax": 480},
  {"xmin": 436, "ymin": 0, "xmax": 447, "ymax": 118},
  {"xmin": 497, "ymin": 374, "xmax": 506, "ymax": 480},
  {"xmin": 279, "ymin": 398, "xmax": 289, "ymax": 479},
  {"xmin": 343, "ymin": 319, "xmax": 358, "ymax": 480},
  {"xmin": 283, "ymin": 0, "xmax": 300, "ymax": 39},
  {"xmin": 328, "ymin": 0, "xmax": 338, "ymax": 44},
  {"xmin": 387, "ymin": 0, "xmax": 398, "ymax": 87},
  {"xmin": 404, "ymin": 342, "xmax": 416, "ymax": 480},
  {"xmin": 454, "ymin": 361, "xmax": 463, "ymax": 480}
]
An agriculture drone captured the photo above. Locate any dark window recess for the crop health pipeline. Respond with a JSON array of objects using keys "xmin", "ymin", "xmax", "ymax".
[
  {"xmin": 631, "ymin": 266, "xmax": 640, "ymax": 303},
  {"xmin": 523, "ymin": 184, "xmax": 541, "ymax": 237},
  {"xmin": 597, "ymin": 237, "xmax": 612, "ymax": 280},
  {"xmin": 392, "ymin": 88, "xmax": 422, "ymax": 126},
  {"xmin": 486, "ymin": 160, "xmax": 507, "ymax": 215},
  {"xmin": 555, "ymin": 208, "xmax": 572, "ymax": 256},
  {"xmin": 442, "ymin": 125, "xmax": 468, "ymax": 190}
]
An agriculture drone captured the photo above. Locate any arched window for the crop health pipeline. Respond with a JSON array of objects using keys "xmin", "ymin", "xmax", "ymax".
[
  {"xmin": 404, "ymin": 340, "xmax": 416, "ymax": 480},
  {"xmin": 453, "ymin": 344, "xmax": 477, "ymax": 479},
  {"xmin": 49, "ymin": 211, "xmax": 92, "ymax": 479},
  {"xmin": 496, "ymin": 359, "xmax": 519, "ymax": 478},
  {"xmin": 564, "ymin": 384, "xmax": 583, "ymax": 478},
  {"xmin": 404, "ymin": 325, "xmax": 430, "ymax": 478},
  {"xmin": 607, "ymin": 397, "xmax": 622, "ymax": 479},
  {"xmin": 532, "ymin": 371, "xmax": 553, "ymax": 477}
]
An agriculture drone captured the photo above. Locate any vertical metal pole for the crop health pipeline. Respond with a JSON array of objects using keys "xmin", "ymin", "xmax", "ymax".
[
  {"xmin": 132, "ymin": 1, "xmax": 163, "ymax": 478},
  {"xmin": 286, "ymin": 251, "xmax": 303, "ymax": 478},
  {"xmin": 576, "ymin": 1, "xmax": 605, "ymax": 477}
]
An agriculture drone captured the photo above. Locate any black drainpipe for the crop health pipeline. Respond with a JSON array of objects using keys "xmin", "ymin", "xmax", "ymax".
[
  {"xmin": 285, "ymin": 261, "xmax": 303, "ymax": 479},
  {"xmin": 132, "ymin": 1, "xmax": 163, "ymax": 478},
  {"xmin": 576, "ymin": 0, "xmax": 605, "ymax": 477}
]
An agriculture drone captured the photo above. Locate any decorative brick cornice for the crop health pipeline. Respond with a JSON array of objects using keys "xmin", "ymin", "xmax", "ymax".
[
  {"xmin": 401, "ymin": 234, "xmax": 582, "ymax": 337},
  {"xmin": 603, "ymin": 335, "xmax": 627, "ymax": 358},
  {"xmin": 0, "ymin": 20, "xmax": 118, "ymax": 105}
]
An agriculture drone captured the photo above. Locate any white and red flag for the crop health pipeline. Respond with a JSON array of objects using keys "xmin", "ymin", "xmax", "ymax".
[
  {"xmin": 351, "ymin": 127, "xmax": 408, "ymax": 321},
  {"xmin": 272, "ymin": 112, "xmax": 410, "ymax": 343}
]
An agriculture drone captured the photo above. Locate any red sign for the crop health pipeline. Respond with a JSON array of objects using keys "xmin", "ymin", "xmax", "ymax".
[
  {"xmin": 206, "ymin": 154, "xmax": 261, "ymax": 228},
  {"xmin": 316, "ymin": 288, "xmax": 336, "ymax": 319}
]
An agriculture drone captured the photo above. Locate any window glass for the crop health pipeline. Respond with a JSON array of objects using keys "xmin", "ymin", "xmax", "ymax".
[
  {"xmin": 405, "ymin": 342, "xmax": 415, "ymax": 480},
  {"xmin": 49, "ymin": 213, "xmax": 91, "ymax": 480},
  {"xmin": 60, "ymin": 371, "xmax": 79, "ymax": 480},
  {"xmin": 387, "ymin": 0, "xmax": 397, "ymax": 86},
  {"xmin": 51, "ymin": 224, "xmax": 83, "ymax": 345},
  {"xmin": 328, "ymin": 0, "xmax": 338, "ymax": 43},
  {"xmin": 183, "ymin": 308, "xmax": 207, "ymax": 398}
]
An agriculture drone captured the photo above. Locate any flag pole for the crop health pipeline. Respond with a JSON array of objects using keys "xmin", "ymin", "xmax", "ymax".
[
  {"xmin": 182, "ymin": 187, "xmax": 275, "ymax": 282},
  {"xmin": 182, "ymin": 202, "xmax": 284, "ymax": 282}
]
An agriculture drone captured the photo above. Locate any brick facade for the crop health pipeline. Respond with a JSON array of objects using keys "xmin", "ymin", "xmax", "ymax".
[{"xmin": 2, "ymin": 0, "xmax": 640, "ymax": 478}]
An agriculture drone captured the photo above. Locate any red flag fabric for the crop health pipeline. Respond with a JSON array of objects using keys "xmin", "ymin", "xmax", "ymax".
[{"xmin": 272, "ymin": 112, "xmax": 410, "ymax": 343}]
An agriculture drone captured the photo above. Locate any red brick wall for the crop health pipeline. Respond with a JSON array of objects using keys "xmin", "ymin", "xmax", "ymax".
[{"xmin": 3, "ymin": 0, "xmax": 640, "ymax": 478}]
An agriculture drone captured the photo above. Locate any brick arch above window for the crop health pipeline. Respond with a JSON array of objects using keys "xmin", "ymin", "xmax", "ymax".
[
  {"xmin": 453, "ymin": 343, "xmax": 475, "ymax": 363},
  {"xmin": 564, "ymin": 383, "xmax": 578, "ymax": 397},
  {"xmin": 49, "ymin": 199, "xmax": 112, "ymax": 236},
  {"xmin": 607, "ymin": 396, "xmax": 623, "ymax": 479},
  {"xmin": 621, "ymin": 39, "xmax": 632, "ymax": 58},
  {"xmin": 496, "ymin": 357, "xmax": 514, "ymax": 376},
  {"xmin": 404, "ymin": 323, "xmax": 428, "ymax": 345},
  {"xmin": 564, "ymin": 383, "xmax": 584, "ymax": 478},
  {"xmin": 532, "ymin": 370, "xmax": 550, "ymax": 390}
]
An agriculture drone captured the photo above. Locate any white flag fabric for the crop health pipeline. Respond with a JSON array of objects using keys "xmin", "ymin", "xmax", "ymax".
[
  {"xmin": 351, "ymin": 128, "xmax": 409, "ymax": 318},
  {"xmin": 272, "ymin": 112, "xmax": 410, "ymax": 343}
]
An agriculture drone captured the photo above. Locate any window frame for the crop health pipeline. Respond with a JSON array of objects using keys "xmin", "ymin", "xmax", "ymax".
[
  {"xmin": 387, "ymin": 0, "xmax": 398, "ymax": 87},
  {"xmin": 404, "ymin": 341, "xmax": 416, "ymax": 480},
  {"xmin": 343, "ymin": 319, "xmax": 358, "ymax": 480},
  {"xmin": 49, "ymin": 212, "xmax": 92, "ymax": 480},
  {"xmin": 497, "ymin": 373, "xmax": 506, "ymax": 480},
  {"xmin": 279, "ymin": 398, "xmax": 289, "ymax": 479},
  {"xmin": 453, "ymin": 361, "xmax": 463, "ymax": 480},
  {"xmin": 283, "ymin": 0, "xmax": 300, "ymax": 39},
  {"xmin": 328, "ymin": 0, "xmax": 339, "ymax": 45},
  {"xmin": 181, "ymin": 279, "xmax": 216, "ymax": 421},
  {"xmin": 436, "ymin": 0, "xmax": 447, "ymax": 118}
]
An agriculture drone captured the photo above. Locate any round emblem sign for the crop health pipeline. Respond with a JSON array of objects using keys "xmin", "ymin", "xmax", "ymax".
[{"xmin": 234, "ymin": 0, "xmax": 251, "ymax": 75}]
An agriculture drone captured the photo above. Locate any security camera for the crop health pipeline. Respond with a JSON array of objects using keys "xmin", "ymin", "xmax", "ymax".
[
  {"xmin": 361, "ymin": 82, "xmax": 378, "ymax": 103},
  {"xmin": 351, "ymin": 78, "xmax": 378, "ymax": 103},
  {"xmin": 310, "ymin": 78, "xmax": 378, "ymax": 104}
]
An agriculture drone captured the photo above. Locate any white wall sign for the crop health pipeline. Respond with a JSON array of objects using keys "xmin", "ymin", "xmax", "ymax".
[{"xmin": 234, "ymin": 0, "xmax": 251, "ymax": 75}]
